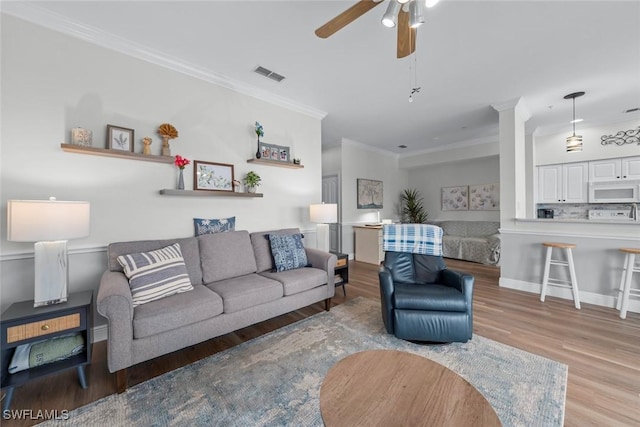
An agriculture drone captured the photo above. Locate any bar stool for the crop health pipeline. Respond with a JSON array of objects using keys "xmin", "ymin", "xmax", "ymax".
[
  {"xmin": 616, "ymin": 248, "xmax": 640, "ymax": 319},
  {"xmin": 540, "ymin": 242, "xmax": 580, "ymax": 309}
]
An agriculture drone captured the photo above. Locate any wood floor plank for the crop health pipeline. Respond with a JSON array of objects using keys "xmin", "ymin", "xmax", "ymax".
[{"xmin": 1, "ymin": 258, "xmax": 638, "ymax": 426}]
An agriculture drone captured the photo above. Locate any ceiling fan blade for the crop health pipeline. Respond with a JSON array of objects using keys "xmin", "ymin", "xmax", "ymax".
[
  {"xmin": 315, "ymin": 0, "xmax": 384, "ymax": 39},
  {"xmin": 397, "ymin": 9, "xmax": 416, "ymax": 58}
]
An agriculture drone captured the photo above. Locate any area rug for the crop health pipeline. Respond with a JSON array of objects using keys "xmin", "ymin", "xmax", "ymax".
[{"xmin": 45, "ymin": 297, "xmax": 567, "ymax": 427}]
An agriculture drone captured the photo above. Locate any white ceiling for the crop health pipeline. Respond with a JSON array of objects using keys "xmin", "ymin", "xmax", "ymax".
[{"xmin": 7, "ymin": 0, "xmax": 640, "ymax": 154}]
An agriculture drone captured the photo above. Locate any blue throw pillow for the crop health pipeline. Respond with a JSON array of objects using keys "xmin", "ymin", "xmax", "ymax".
[
  {"xmin": 194, "ymin": 216, "xmax": 236, "ymax": 236},
  {"xmin": 268, "ymin": 233, "xmax": 308, "ymax": 272}
]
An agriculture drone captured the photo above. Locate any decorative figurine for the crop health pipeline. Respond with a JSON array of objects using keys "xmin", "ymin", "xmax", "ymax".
[
  {"xmin": 142, "ymin": 137, "xmax": 152, "ymax": 155},
  {"xmin": 158, "ymin": 123, "xmax": 178, "ymax": 156}
]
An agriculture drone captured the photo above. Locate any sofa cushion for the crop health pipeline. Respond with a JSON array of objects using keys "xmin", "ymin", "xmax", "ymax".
[
  {"xmin": 207, "ymin": 274, "xmax": 283, "ymax": 313},
  {"xmin": 260, "ymin": 267, "xmax": 327, "ymax": 296},
  {"xmin": 133, "ymin": 285, "xmax": 223, "ymax": 339},
  {"xmin": 250, "ymin": 228, "xmax": 301, "ymax": 273},
  {"xmin": 394, "ymin": 283, "xmax": 467, "ymax": 312},
  {"xmin": 199, "ymin": 231, "xmax": 257, "ymax": 283},
  {"xmin": 466, "ymin": 221, "xmax": 500, "ymax": 237},
  {"xmin": 108, "ymin": 237, "xmax": 202, "ymax": 285},
  {"xmin": 193, "ymin": 216, "xmax": 236, "ymax": 236},
  {"xmin": 439, "ymin": 221, "xmax": 468, "ymax": 237},
  {"xmin": 117, "ymin": 243, "xmax": 194, "ymax": 307},
  {"xmin": 269, "ymin": 233, "xmax": 308, "ymax": 272}
]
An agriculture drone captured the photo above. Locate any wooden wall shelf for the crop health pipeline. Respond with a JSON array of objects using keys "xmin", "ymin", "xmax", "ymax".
[
  {"xmin": 159, "ymin": 189, "xmax": 263, "ymax": 198},
  {"xmin": 247, "ymin": 158, "xmax": 304, "ymax": 169},
  {"xmin": 61, "ymin": 144, "xmax": 173, "ymax": 164}
]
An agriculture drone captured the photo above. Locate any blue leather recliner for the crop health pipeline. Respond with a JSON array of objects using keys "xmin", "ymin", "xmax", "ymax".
[{"xmin": 378, "ymin": 225, "xmax": 474, "ymax": 343}]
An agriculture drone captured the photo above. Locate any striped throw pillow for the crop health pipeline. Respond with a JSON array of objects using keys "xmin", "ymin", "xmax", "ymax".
[{"xmin": 117, "ymin": 243, "xmax": 194, "ymax": 307}]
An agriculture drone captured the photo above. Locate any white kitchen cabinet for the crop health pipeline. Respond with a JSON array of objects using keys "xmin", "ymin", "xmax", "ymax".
[
  {"xmin": 538, "ymin": 162, "xmax": 588, "ymax": 203},
  {"xmin": 589, "ymin": 156, "xmax": 640, "ymax": 181}
]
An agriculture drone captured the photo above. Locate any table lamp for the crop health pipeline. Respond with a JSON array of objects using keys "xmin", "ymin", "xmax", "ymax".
[
  {"xmin": 7, "ymin": 198, "xmax": 90, "ymax": 307},
  {"xmin": 309, "ymin": 203, "xmax": 337, "ymax": 253}
]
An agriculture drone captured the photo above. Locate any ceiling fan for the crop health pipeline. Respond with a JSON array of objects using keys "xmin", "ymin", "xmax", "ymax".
[{"xmin": 315, "ymin": 0, "xmax": 441, "ymax": 59}]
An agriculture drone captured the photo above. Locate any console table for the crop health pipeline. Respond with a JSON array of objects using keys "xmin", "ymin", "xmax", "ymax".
[{"xmin": 353, "ymin": 225, "xmax": 384, "ymax": 265}]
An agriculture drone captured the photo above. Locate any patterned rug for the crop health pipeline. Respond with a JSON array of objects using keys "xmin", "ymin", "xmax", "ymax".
[{"xmin": 45, "ymin": 297, "xmax": 567, "ymax": 426}]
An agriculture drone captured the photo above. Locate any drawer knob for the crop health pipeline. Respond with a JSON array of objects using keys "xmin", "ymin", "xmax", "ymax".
[{"xmin": 41, "ymin": 324, "xmax": 50, "ymax": 331}]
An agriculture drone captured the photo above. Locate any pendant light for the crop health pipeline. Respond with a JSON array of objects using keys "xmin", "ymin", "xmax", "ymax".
[
  {"xmin": 564, "ymin": 91, "xmax": 585, "ymax": 152},
  {"xmin": 409, "ymin": 1, "xmax": 425, "ymax": 28}
]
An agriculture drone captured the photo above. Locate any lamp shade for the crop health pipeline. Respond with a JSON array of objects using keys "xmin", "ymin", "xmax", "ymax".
[
  {"xmin": 309, "ymin": 203, "xmax": 337, "ymax": 224},
  {"xmin": 7, "ymin": 199, "xmax": 90, "ymax": 242}
]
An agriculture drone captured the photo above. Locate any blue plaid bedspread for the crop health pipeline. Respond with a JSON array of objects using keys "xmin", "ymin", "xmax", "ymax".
[{"xmin": 382, "ymin": 224, "xmax": 443, "ymax": 256}]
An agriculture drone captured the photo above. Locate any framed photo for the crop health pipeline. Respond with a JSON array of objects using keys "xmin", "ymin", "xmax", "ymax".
[
  {"xmin": 279, "ymin": 147, "xmax": 289, "ymax": 162},
  {"xmin": 270, "ymin": 146, "xmax": 279, "ymax": 160},
  {"xmin": 260, "ymin": 142, "xmax": 272, "ymax": 159},
  {"xmin": 107, "ymin": 125, "xmax": 134, "ymax": 152},
  {"xmin": 194, "ymin": 161, "xmax": 234, "ymax": 192},
  {"xmin": 442, "ymin": 186, "xmax": 468, "ymax": 211},
  {"xmin": 259, "ymin": 142, "xmax": 291, "ymax": 162},
  {"xmin": 470, "ymin": 183, "xmax": 500, "ymax": 210},
  {"xmin": 357, "ymin": 178, "xmax": 383, "ymax": 209}
]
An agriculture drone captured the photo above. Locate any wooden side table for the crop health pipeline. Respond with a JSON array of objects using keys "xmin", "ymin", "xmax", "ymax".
[
  {"xmin": 1, "ymin": 290, "xmax": 93, "ymax": 411},
  {"xmin": 332, "ymin": 252, "xmax": 349, "ymax": 296}
]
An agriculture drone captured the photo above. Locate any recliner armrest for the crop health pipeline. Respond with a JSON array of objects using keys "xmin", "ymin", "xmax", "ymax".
[
  {"xmin": 441, "ymin": 269, "xmax": 474, "ymax": 297},
  {"xmin": 378, "ymin": 267, "xmax": 396, "ymax": 334}
]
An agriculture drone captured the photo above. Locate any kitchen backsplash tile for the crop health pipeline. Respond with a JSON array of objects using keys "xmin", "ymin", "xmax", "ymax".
[{"xmin": 536, "ymin": 203, "xmax": 633, "ymax": 219}]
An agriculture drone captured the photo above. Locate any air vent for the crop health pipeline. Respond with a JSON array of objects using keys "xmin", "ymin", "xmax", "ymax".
[
  {"xmin": 253, "ymin": 66, "xmax": 286, "ymax": 83},
  {"xmin": 624, "ymin": 107, "xmax": 640, "ymax": 113}
]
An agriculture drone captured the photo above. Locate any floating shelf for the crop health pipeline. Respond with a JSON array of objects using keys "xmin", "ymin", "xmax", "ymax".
[
  {"xmin": 61, "ymin": 144, "xmax": 173, "ymax": 164},
  {"xmin": 247, "ymin": 158, "xmax": 304, "ymax": 169},
  {"xmin": 159, "ymin": 189, "xmax": 263, "ymax": 198}
]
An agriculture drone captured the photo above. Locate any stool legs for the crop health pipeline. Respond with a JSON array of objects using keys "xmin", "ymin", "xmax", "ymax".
[
  {"xmin": 540, "ymin": 246, "xmax": 553, "ymax": 303},
  {"xmin": 567, "ymin": 248, "xmax": 581, "ymax": 309},
  {"xmin": 618, "ymin": 253, "xmax": 636, "ymax": 319}
]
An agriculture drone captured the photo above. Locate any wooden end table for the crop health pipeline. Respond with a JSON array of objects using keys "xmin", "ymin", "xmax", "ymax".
[
  {"xmin": 1, "ymin": 290, "xmax": 93, "ymax": 411},
  {"xmin": 331, "ymin": 252, "xmax": 349, "ymax": 296},
  {"xmin": 320, "ymin": 349, "xmax": 501, "ymax": 427}
]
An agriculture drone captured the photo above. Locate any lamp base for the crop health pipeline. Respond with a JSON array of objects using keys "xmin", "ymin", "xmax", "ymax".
[
  {"xmin": 316, "ymin": 223, "xmax": 330, "ymax": 253},
  {"xmin": 34, "ymin": 241, "xmax": 69, "ymax": 307}
]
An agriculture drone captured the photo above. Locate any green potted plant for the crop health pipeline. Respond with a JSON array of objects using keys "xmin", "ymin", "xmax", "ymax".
[
  {"xmin": 244, "ymin": 171, "xmax": 262, "ymax": 193},
  {"xmin": 401, "ymin": 189, "xmax": 428, "ymax": 223}
]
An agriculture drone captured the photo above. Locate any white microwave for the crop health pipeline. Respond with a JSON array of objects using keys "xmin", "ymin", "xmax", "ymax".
[{"xmin": 589, "ymin": 180, "xmax": 640, "ymax": 203}]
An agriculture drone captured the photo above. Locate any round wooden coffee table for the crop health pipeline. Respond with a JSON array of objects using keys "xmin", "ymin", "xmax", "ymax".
[{"xmin": 320, "ymin": 349, "xmax": 501, "ymax": 427}]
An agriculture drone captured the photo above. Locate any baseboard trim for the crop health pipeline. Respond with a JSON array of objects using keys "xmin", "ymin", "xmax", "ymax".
[{"xmin": 499, "ymin": 277, "xmax": 639, "ymax": 314}]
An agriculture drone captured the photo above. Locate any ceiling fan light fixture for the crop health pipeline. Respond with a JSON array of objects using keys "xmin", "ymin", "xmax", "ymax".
[
  {"xmin": 382, "ymin": 0, "xmax": 402, "ymax": 28},
  {"xmin": 425, "ymin": 0, "xmax": 440, "ymax": 7},
  {"xmin": 409, "ymin": 0, "xmax": 425, "ymax": 28},
  {"xmin": 564, "ymin": 91, "xmax": 585, "ymax": 153}
]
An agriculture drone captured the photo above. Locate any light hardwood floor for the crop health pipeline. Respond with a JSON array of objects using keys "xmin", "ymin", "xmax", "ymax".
[{"xmin": 3, "ymin": 259, "xmax": 639, "ymax": 426}]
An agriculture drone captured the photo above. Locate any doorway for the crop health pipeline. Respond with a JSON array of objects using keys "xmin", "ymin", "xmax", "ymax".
[{"xmin": 322, "ymin": 174, "xmax": 341, "ymax": 253}]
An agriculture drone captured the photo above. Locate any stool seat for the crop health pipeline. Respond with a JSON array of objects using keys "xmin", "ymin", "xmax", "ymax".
[
  {"xmin": 543, "ymin": 242, "xmax": 576, "ymax": 249},
  {"xmin": 617, "ymin": 248, "xmax": 640, "ymax": 319},
  {"xmin": 540, "ymin": 242, "xmax": 580, "ymax": 309}
]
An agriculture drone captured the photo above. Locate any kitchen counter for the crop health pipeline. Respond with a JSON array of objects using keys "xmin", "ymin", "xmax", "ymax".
[{"xmin": 518, "ymin": 218, "xmax": 640, "ymax": 225}]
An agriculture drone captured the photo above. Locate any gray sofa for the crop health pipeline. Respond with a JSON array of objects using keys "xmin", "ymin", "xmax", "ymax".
[
  {"xmin": 97, "ymin": 228, "xmax": 336, "ymax": 392},
  {"xmin": 428, "ymin": 221, "xmax": 500, "ymax": 265}
]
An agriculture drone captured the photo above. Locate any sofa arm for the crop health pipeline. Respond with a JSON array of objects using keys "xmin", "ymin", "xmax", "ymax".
[
  {"xmin": 97, "ymin": 270, "xmax": 134, "ymax": 373},
  {"xmin": 305, "ymin": 248, "xmax": 337, "ymax": 288},
  {"xmin": 378, "ymin": 267, "xmax": 395, "ymax": 334},
  {"xmin": 487, "ymin": 233, "xmax": 501, "ymax": 264}
]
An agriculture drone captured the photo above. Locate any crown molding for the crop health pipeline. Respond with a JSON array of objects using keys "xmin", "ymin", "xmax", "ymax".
[
  {"xmin": 398, "ymin": 135, "xmax": 499, "ymax": 159},
  {"xmin": 1, "ymin": 3, "xmax": 327, "ymax": 120},
  {"xmin": 341, "ymin": 138, "xmax": 400, "ymax": 158},
  {"xmin": 492, "ymin": 97, "xmax": 532, "ymax": 122}
]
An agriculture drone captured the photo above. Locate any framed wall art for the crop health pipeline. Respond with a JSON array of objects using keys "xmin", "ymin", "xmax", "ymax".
[
  {"xmin": 259, "ymin": 142, "xmax": 290, "ymax": 162},
  {"xmin": 357, "ymin": 178, "xmax": 383, "ymax": 209},
  {"xmin": 107, "ymin": 125, "xmax": 134, "ymax": 152},
  {"xmin": 469, "ymin": 183, "xmax": 500, "ymax": 210},
  {"xmin": 442, "ymin": 186, "xmax": 468, "ymax": 211},
  {"xmin": 194, "ymin": 160, "xmax": 234, "ymax": 192}
]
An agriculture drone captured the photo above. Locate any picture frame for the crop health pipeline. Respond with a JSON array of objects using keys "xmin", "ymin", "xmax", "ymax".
[
  {"xmin": 469, "ymin": 183, "xmax": 500, "ymax": 211},
  {"xmin": 259, "ymin": 142, "xmax": 291, "ymax": 162},
  {"xmin": 442, "ymin": 186, "xmax": 468, "ymax": 211},
  {"xmin": 107, "ymin": 125, "xmax": 134, "ymax": 152},
  {"xmin": 194, "ymin": 160, "xmax": 234, "ymax": 192},
  {"xmin": 357, "ymin": 178, "xmax": 383, "ymax": 209}
]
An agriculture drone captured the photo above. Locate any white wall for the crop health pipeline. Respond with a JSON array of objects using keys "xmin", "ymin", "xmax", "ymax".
[
  {"xmin": 535, "ymin": 118, "xmax": 640, "ymax": 165},
  {"xmin": 407, "ymin": 156, "xmax": 500, "ymax": 221},
  {"xmin": 0, "ymin": 15, "xmax": 323, "ymax": 316},
  {"xmin": 328, "ymin": 140, "xmax": 409, "ymax": 257}
]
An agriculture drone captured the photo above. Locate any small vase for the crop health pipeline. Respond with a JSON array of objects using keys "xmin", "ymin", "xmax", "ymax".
[
  {"xmin": 256, "ymin": 137, "xmax": 261, "ymax": 159},
  {"xmin": 178, "ymin": 169, "xmax": 185, "ymax": 190}
]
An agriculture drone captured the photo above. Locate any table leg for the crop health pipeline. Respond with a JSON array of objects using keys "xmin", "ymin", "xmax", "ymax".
[
  {"xmin": 77, "ymin": 366, "xmax": 88, "ymax": 389},
  {"xmin": 2, "ymin": 387, "xmax": 15, "ymax": 412}
]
